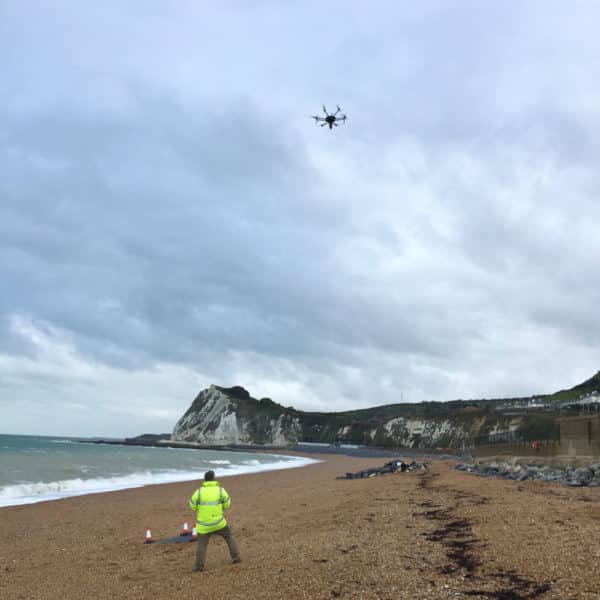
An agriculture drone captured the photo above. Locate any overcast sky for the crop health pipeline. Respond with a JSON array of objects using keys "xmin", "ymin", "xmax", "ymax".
[{"xmin": 2, "ymin": 1, "xmax": 600, "ymax": 437}]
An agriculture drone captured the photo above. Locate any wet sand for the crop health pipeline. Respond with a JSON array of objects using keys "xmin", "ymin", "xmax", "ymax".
[{"xmin": 1, "ymin": 453, "xmax": 599, "ymax": 599}]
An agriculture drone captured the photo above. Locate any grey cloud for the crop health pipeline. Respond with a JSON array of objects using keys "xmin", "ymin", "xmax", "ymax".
[{"xmin": 3, "ymin": 1, "xmax": 600, "ymax": 435}]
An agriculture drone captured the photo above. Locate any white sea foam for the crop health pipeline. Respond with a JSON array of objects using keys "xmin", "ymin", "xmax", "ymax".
[
  {"xmin": 208, "ymin": 460, "xmax": 231, "ymax": 465},
  {"xmin": 0, "ymin": 455, "xmax": 319, "ymax": 507},
  {"xmin": 79, "ymin": 465, "xmax": 101, "ymax": 474}
]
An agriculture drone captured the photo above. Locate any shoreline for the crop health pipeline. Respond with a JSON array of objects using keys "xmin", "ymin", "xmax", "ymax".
[
  {"xmin": 83, "ymin": 436, "xmax": 466, "ymax": 459},
  {"xmin": 0, "ymin": 447, "xmax": 319, "ymax": 509},
  {"xmin": 4, "ymin": 432, "xmax": 457, "ymax": 510},
  {"xmin": 81, "ymin": 437, "xmax": 296, "ymax": 453}
]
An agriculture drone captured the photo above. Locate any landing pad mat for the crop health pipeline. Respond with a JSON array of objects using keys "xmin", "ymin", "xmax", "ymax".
[{"xmin": 155, "ymin": 534, "xmax": 198, "ymax": 544}]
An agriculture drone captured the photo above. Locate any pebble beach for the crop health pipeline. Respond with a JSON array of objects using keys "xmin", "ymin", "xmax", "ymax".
[{"xmin": 1, "ymin": 452, "xmax": 599, "ymax": 599}]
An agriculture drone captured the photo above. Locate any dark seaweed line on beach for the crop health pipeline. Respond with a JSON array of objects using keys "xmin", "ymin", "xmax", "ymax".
[{"xmin": 414, "ymin": 472, "xmax": 552, "ymax": 599}]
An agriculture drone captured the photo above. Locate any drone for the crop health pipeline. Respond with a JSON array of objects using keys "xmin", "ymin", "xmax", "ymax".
[{"xmin": 312, "ymin": 105, "xmax": 347, "ymax": 129}]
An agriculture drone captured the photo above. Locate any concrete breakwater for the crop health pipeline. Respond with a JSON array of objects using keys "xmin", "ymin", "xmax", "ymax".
[{"xmin": 455, "ymin": 460, "xmax": 600, "ymax": 487}]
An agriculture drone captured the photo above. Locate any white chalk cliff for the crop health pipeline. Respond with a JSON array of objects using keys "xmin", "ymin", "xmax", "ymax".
[{"xmin": 172, "ymin": 385, "xmax": 302, "ymax": 446}]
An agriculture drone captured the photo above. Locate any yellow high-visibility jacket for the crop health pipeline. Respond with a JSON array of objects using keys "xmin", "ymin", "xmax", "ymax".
[{"xmin": 189, "ymin": 481, "xmax": 231, "ymax": 534}]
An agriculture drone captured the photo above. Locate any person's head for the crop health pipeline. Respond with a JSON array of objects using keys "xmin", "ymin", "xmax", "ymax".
[{"xmin": 204, "ymin": 470, "xmax": 215, "ymax": 482}]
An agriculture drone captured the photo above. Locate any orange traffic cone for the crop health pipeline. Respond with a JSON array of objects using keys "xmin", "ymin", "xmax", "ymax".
[
  {"xmin": 182, "ymin": 521, "xmax": 190, "ymax": 536},
  {"xmin": 191, "ymin": 526, "xmax": 198, "ymax": 541},
  {"xmin": 145, "ymin": 528, "xmax": 153, "ymax": 544}
]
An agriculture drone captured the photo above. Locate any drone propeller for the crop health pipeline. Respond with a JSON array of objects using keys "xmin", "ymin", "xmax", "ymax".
[
  {"xmin": 334, "ymin": 105, "xmax": 341, "ymax": 115},
  {"xmin": 322, "ymin": 105, "xmax": 329, "ymax": 115}
]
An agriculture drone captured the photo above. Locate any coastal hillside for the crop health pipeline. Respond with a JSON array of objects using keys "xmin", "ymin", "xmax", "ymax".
[{"xmin": 171, "ymin": 372, "xmax": 600, "ymax": 448}]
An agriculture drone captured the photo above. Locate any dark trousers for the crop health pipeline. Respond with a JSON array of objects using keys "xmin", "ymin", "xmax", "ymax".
[{"xmin": 194, "ymin": 525, "xmax": 240, "ymax": 569}]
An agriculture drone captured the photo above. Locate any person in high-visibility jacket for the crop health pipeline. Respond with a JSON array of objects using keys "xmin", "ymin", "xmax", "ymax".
[{"xmin": 189, "ymin": 470, "xmax": 241, "ymax": 572}]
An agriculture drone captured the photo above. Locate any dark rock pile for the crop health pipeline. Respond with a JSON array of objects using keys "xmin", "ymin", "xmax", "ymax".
[
  {"xmin": 337, "ymin": 460, "xmax": 428, "ymax": 480},
  {"xmin": 455, "ymin": 461, "xmax": 600, "ymax": 487}
]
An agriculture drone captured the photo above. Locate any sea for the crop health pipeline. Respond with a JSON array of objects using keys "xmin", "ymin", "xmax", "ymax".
[{"xmin": 0, "ymin": 434, "xmax": 317, "ymax": 507}]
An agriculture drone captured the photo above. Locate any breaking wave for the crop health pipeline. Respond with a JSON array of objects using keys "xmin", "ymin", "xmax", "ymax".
[{"xmin": 0, "ymin": 455, "xmax": 318, "ymax": 507}]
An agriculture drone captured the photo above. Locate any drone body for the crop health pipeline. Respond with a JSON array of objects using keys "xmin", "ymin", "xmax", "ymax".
[{"xmin": 312, "ymin": 105, "xmax": 347, "ymax": 129}]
